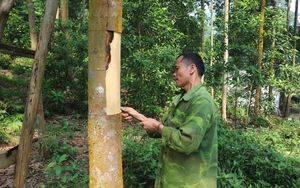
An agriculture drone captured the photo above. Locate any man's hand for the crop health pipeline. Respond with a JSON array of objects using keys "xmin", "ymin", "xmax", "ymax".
[
  {"xmin": 120, "ymin": 107, "xmax": 146, "ymax": 122},
  {"xmin": 140, "ymin": 118, "xmax": 163, "ymax": 134}
]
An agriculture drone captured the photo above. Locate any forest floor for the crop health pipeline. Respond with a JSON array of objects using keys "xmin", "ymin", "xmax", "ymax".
[{"xmin": 0, "ymin": 116, "xmax": 89, "ymax": 188}]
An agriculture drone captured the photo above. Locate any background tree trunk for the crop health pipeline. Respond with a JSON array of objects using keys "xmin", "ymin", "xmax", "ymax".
[
  {"xmin": 88, "ymin": 0, "xmax": 123, "ymax": 187},
  {"xmin": 13, "ymin": 0, "xmax": 59, "ymax": 187},
  {"xmin": 283, "ymin": 0, "xmax": 298, "ymax": 118},
  {"xmin": 61, "ymin": 0, "xmax": 68, "ymax": 21},
  {"xmin": 60, "ymin": 0, "xmax": 69, "ymax": 39},
  {"xmin": 254, "ymin": 0, "xmax": 266, "ymax": 116},
  {"xmin": 201, "ymin": 0, "xmax": 205, "ymax": 53},
  {"xmin": 210, "ymin": 0, "xmax": 214, "ymax": 97},
  {"xmin": 286, "ymin": 0, "xmax": 291, "ymax": 32},
  {"xmin": 269, "ymin": 0, "xmax": 277, "ymax": 104},
  {"xmin": 222, "ymin": 0, "xmax": 229, "ymax": 121},
  {"xmin": 26, "ymin": 0, "xmax": 37, "ymax": 50},
  {"xmin": 0, "ymin": 0, "xmax": 16, "ymax": 42}
]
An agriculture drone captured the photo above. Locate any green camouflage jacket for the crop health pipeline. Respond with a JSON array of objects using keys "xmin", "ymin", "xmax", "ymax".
[{"xmin": 152, "ymin": 83, "xmax": 218, "ymax": 188}]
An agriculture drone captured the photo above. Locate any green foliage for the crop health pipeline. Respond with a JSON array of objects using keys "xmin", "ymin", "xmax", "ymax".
[
  {"xmin": 0, "ymin": 54, "xmax": 13, "ymax": 69},
  {"xmin": 40, "ymin": 120, "xmax": 88, "ymax": 187},
  {"xmin": 121, "ymin": 45, "xmax": 180, "ymax": 118},
  {"xmin": 44, "ymin": 154, "xmax": 88, "ymax": 187},
  {"xmin": 121, "ymin": 0, "xmax": 209, "ymax": 117},
  {"xmin": 43, "ymin": 22, "xmax": 88, "ymax": 116},
  {"xmin": 218, "ymin": 120, "xmax": 300, "ymax": 187},
  {"xmin": 10, "ymin": 63, "xmax": 31, "ymax": 76},
  {"xmin": 122, "ymin": 126, "xmax": 161, "ymax": 188},
  {"xmin": 0, "ymin": 74, "xmax": 27, "ymax": 143},
  {"xmin": 122, "ymin": 120, "xmax": 300, "ymax": 188},
  {"xmin": 43, "ymin": 90, "xmax": 66, "ymax": 114},
  {"xmin": 273, "ymin": 64, "xmax": 300, "ymax": 96}
]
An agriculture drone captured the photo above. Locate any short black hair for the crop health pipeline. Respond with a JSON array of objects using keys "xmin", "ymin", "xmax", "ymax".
[{"xmin": 176, "ymin": 52, "xmax": 205, "ymax": 77}]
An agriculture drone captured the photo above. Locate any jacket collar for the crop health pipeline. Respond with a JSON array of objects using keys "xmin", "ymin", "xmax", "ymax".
[{"xmin": 172, "ymin": 82, "xmax": 203, "ymax": 103}]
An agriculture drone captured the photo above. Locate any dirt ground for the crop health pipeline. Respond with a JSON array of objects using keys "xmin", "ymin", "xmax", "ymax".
[{"xmin": 0, "ymin": 119, "xmax": 89, "ymax": 188}]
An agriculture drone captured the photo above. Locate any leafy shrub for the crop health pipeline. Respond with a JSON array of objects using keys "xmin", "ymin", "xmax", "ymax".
[
  {"xmin": 10, "ymin": 64, "xmax": 31, "ymax": 76},
  {"xmin": 218, "ymin": 121, "xmax": 300, "ymax": 187},
  {"xmin": 0, "ymin": 129, "xmax": 10, "ymax": 143},
  {"xmin": 122, "ymin": 126, "xmax": 161, "ymax": 188},
  {"xmin": 44, "ymin": 154, "xmax": 88, "ymax": 187},
  {"xmin": 0, "ymin": 113, "xmax": 23, "ymax": 143},
  {"xmin": 0, "ymin": 54, "xmax": 13, "ymax": 69},
  {"xmin": 41, "ymin": 120, "xmax": 88, "ymax": 187},
  {"xmin": 44, "ymin": 24, "xmax": 88, "ymax": 116}
]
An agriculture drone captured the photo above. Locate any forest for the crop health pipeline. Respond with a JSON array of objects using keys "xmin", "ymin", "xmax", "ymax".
[{"xmin": 0, "ymin": 0, "xmax": 300, "ymax": 187}]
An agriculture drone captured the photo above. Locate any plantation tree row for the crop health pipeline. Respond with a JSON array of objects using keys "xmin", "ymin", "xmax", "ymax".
[{"xmin": 1, "ymin": 0, "xmax": 299, "ymax": 120}]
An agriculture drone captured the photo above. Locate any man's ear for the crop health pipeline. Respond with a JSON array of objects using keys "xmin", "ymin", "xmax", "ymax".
[{"xmin": 190, "ymin": 64, "xmax": 196, "ymax": 75}]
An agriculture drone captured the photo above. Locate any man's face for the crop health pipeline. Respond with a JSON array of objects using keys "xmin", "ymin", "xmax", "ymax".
[{"xmin": 173, "ymin": 56, "xmax": 191, "ymax": 88}]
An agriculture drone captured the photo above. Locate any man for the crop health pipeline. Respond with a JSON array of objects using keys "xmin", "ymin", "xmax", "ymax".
[{"xmin": 122, "ymin": 52, "xmax": 218, "ymax": 188}]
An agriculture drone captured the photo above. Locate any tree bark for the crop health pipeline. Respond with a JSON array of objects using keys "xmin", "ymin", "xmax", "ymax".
[
  {"xmin": 253, "ymin": 0, "xmax": 266, "ymax": 116},
  {"xmin": 61, "ymin": 0, "xmax": 69, "ymax": 39},
  {"xmin": 0, "ymin": 0, "xmax": 16, "ymax": 42},
  {"xmin": 210, "ymin": 0, "xmax": 214, "ymax": 97},
  {"xmin": 26, "ymin": 0, "xmax": 46, "ymax": 156},
  {"xmin": 26, "ymin": 0, "xmax": 37, "ymax": 50},
  {"xmin": 61, "ymin": 0, "xmax": 68, "ymax": 21},
  {"xmin": 222, "ymin": 0, "xmax": 229, "ymax": 121},
  {"xmin": 282, "ymin": 0, "xmax": 291, "ymax": 115},
  {"xmin": 283, "ymin": 0, "xmax": 298, "ymax": 118},
  {"xmin": 13, "ymin": 0, "xmax": 59, "ymax": 187},
  {"xmin": 286, "ymin": 0, "xmax": 291, "ymax": 33},
  {"xmin": 269, "ymin": 0, "xmax": 277, "ymax": 103},
  {"xmin": 88, "ymin": 0, "xmax": 123, "ymax": 187},
  {"xmin": 201, "ymin": 0, "xmax": 205, "ymax": 53}
]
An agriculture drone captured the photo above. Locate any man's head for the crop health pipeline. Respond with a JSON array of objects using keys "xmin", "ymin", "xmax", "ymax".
[
  {"xmin": 176, "ymin": 52, "xmax": 205, "ymax": 77},
  {"xmin": 173, "ymin": 52, "xmax": 205, "ymax": 89}
]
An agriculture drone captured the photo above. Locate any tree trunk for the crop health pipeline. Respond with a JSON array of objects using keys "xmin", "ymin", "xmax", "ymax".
[
  {"xmin": 283, "ymin": 0, "xmax": 291, "ymax": 115},
  {"xmin": 60, "ymin": 0, "xmax": 69, "ymax": 39},
  {"xmin": 0, "ymin": 0, "xmax": 16, "ymax": 42},
  {"xmin": 222, "ymin": 0, "xmax": 229, "ymax": 121},
  {"xmin": 210, "ymin": 0, "xmax": 214, "ymax": 97},
  {"xmin": 283, "ymin": 0, "xmax": 298, "ymax": 118},
  {"xmin": 13, "ymin": 0, "xmax": 59, "ymax": 187},
  {"xmin": 269, "ymin": 0, "xmax": 276, "ymax": 102},
  {"xmin": 286, "ymin": 0, "xmax": 291, "ymax": 33},
  {"xmin": 26, "ymin": 0, "xmax": 37, "ymax": 50},
  {"xmin": 37, "ymin": 93, "xmax": 46, "ymax": 156},
  {"xmin": 201, "ymin": 0, "xmax": 205, "ymax": 53},
  {"xmin": 88, "ymin": 0, "xmax": 123, "ymax": 187},
  {"xmin": 25, "ymin": 0, "xmax": 46, "ymax": 156},
  {"xmin": 61, "ymin": 0, "xmax": 68, "ymax": 21},
  {"xmin": 253, "ymin": 0, "xmax": 266, "ymax": 116}
]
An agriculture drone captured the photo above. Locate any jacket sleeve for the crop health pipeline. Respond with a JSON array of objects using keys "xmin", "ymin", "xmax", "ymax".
[{"xmin": 161, "ymin": 97, "xmax": 213, "ymax": 155}]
